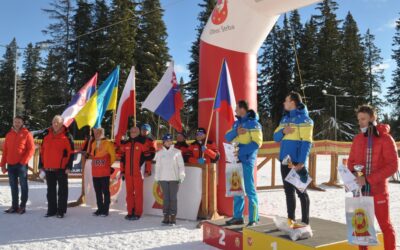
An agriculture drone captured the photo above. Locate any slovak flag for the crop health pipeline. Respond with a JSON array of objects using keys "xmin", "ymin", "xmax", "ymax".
[
  {"xmin": 61, "ymin": 73, "xmax": 97, "ymax": 127},
  {"xmin": 142, "ymin": 61, "xmax": 183, "ymax": 132},
  {"xmin": 114, "ymin": 66, "xmax": 136, "ymax": 145},
  {"xmin": 214, "ymin": 59, "xmax": 236, "ymax": 126}
]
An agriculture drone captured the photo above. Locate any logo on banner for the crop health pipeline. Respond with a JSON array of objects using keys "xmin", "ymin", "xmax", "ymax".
[
  {"xmin": 152, "ymin": 182, "xmax": 164, "ymax": 209},
  {"xmin": 212, "ymin": 0, "xmax": 228, "ymax": 25},
  {"xmin": 110, "ymin": 168, "xmax": 122, "ymax": 198}
]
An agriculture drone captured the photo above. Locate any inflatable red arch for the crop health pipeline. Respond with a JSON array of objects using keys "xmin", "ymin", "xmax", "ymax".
[{"xmin": 198, "ymin": 0, "xmax": 322, "ymax": 216}]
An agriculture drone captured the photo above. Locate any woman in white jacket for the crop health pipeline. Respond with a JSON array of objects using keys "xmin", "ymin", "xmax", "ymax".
[{"xmin": 155, "ymin": 134, "xmax": 185, "ymax": 225}]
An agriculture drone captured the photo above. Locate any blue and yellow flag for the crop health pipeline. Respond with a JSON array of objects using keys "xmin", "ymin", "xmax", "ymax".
[{"xmin": 75, "ymin": 66, "xmax": 120, "ymax": 129}]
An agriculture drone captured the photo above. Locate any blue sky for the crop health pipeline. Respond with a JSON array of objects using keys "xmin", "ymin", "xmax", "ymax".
[{"xmin": 0, "ymin": 0, "xmax": 399, "ymax": 113}]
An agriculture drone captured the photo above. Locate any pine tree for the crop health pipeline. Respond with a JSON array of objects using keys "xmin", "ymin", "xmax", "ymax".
[
  {"xmin": 135, "ymin": 0, "xmax": 170, "ymax": 128},
  {"xmin": 268, "ymin": 16, "xmax": 293, "ymax": 127},
  {"xmin": 258, "ymin": 26, "xmax": 279, "ymax": 139},
  {"xmin": 42, "ymin": 0, "xmax": 73, "ymax": 103},
  {"xmin": 39, "ymin": 49, "xmax": 69, "ymax": 126},
  {"xmin": 20, "ymin": 43, "xmax": 43, "ymax": 129},
  {"xmin": 298, "ymin": 17, "xmax": 319, "ymax": 113},
  {"xmin": 91, "ymin": 0, "xmax": 111, "ymax": 80},
  {"xmin": 314, "ymin": 0, "xmax": 343, "ymax": 140},
  {"xmin": 387, "ymin": 15, "xmax": 400, "ymax": 123},
  {"xmin": 363, "ymin": 29, "xmax": 385, "ymax": 110},
  {"xmin": 338, "ymin": 12, "xmax": 368, "ymax": 139},
  {"xmin": 186, "ymin": 0, "xmax": 216, "ymax": 134},
  {"xmin": 70, "ymin": 0, "xmax": 94, "ymax": 92},
  {"xmin": 289, "ymin": 10, "xmax": 304, "ymax": 92},
  {"xmin": 108, "ymin": 0, "xmax": 138, "ymax": 83},
  {"xmin": 0, "ymin": 39, "xmax": 17, "ymax": 135}
]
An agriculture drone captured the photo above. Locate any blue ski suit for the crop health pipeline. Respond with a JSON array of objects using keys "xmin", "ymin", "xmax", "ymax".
[{"xmin": 225, "ymin": 110, "xmax": 263, "ymax": 222}]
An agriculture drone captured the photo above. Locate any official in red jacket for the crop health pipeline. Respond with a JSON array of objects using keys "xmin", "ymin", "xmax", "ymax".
[
  {"xmin": 188, "ymin": 128, "xmax": 220, "ymax": 164},
  {"xmin": 174, "ymin": 132, "xmax": 191, "ymax": 163},
  {"xmin": 136, "ymin": 124, "xmax": 157, "ymax": 176},
  {"xmin": 1, "ymin": 116, "xmax": 35, "ymax": 214},
  {"xmin": 39, "ymin": 115, "xmax": 74, "ymax": 219},
  {"xmin": 89, "ymin": 128, "xmax": 116, "ymax": 217},
  {"xmin": 348, "ymin": 105, "xmax": 398, "ymax": 250},
  {"xmin": 120, "ymin": 127, "xmax": 146, "ymax": 220}
]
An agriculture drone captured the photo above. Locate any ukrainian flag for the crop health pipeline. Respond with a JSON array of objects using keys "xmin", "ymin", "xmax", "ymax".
[{"xmin": 75, "ymin": 66, "xmax": 120, "ymax": 129}]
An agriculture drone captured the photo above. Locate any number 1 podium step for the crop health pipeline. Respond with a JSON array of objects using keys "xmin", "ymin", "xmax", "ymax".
[{"xmin": 243, "ymin": 218, "xmax": 384, "ymax": 250}]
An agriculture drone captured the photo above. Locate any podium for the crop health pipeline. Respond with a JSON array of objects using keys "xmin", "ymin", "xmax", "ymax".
[
  {"xmin": 204, "ymin": 217, "xmax": 384, "ymax": 250},
  {"xmin": 203, "ymin": 217, "xmax": 273, "ymax": 250}
]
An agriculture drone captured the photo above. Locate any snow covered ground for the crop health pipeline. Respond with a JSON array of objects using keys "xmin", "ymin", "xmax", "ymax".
[{"xmin": 0, "ymin": 155, "xmax": 399, "ymax": 249}]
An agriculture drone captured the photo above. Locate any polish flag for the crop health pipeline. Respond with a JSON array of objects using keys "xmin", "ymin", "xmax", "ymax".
[{"xmin": 114, "ymin": 66, "xmax": 136, "ymax": 145}]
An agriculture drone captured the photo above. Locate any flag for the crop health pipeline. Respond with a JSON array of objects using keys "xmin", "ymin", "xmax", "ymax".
[
  {"xmin": 75, "ymin": 66, "xmax": 120, "ymax": 129},
  {"xmin": 142, "ymin": 61, "xmax": 183, "ymax": 132},
  {"xmin": 61, "ymin": 73, "xmax": 97, "ymax": 127},
  {"xmin": 214, "ymin": 59, "xmax": 236, "ymax": 126},
  {"xmin": 114, "ymin": 66, "xmax": 136, "ymax": 145}
]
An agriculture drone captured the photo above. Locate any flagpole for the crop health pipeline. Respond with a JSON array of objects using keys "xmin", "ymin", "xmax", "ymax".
[
  {"xmin": 111, "ymin": 110, "xmax": 116, "ymax": 141},
  {"xmin": 133, "ymin": 67, "xmax": 137, "ymax": 128},
  {"xmin": 204, "ymin": 59, "xmax": 225, "ymax": 149},
  {"xmin": 156, "ymin": 116, "xmax": 161, "ymax": 140}
]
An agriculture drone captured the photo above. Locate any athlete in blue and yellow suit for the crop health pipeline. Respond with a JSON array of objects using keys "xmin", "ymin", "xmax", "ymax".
[
  {"xmin": 273, "ymin": 92, "xmax": 313, "ymax": 226},
  {"xmin": 225, "ymin": 100, "xmax": 263, "ymax": 227}
]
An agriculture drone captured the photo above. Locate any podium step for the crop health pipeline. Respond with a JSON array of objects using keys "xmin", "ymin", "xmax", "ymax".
[
  {"xmin": 243, "ymin": 217, "xmax": 384, "ymax": 250},
  {"xmin": 203, "ymin": 216, "xmax": 273, "ymax": 250}
]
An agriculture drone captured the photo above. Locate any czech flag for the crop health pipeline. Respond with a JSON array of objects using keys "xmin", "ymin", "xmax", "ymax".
[
  {"xmin": 61, "ymin": 73, "xmax": 97, "ymax": 127},
  {"xmin": 214, "ymin": 59, "xmax": 236, "ymax": 126},
  {"xmin": 142, "ymin": 61, "xmax": 183, "ymax": 132},
  {"xmin": 114, "ymin": 66, "xmax": 136, "ymax": 145},
  {"xmin": 75, "ymin": 66, "xmax": 120, "ymax": 129}
]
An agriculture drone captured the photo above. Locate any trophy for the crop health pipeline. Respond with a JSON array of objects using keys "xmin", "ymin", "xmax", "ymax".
[{"xmin": 354, "ymin": 165, "xmax": 364, "ymax": 177}]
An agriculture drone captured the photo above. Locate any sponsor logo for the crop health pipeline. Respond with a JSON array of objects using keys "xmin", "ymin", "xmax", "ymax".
[
  {"xmin": 247, "ymin": 237, "xmax": 253, "ymax": 246},
  {"xmin": 152, "ymin": 181, "xmax": 164, "ymax": 209},
  {"xmin": 211, "ymin": 0, "xmax": 228, "ymax": 25},
  {"xmin": 235, "ymin": 237, "xmax": 241, "ymax": 247}
]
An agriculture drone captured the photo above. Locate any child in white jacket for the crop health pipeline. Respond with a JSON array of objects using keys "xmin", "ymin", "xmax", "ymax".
[{"xmin": 154, "ymin": 134, "xmax": 185, "ymax": 225}]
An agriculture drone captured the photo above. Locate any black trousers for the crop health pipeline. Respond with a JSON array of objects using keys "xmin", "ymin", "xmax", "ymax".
[
  {"xmin": 45, "ymin": 170, "xmax": 68, "ymax": 215},
  {"xmin": 281, "ymin": 164, "xmax": 310, "ymax": 224},
  {"xmin": 93, "ymin": 177, "xmax": 110, "ymax": 214}
]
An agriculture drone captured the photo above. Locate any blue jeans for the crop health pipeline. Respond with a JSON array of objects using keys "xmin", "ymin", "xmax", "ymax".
[
  {"xmin": 233, "ymin": 151, "xmax": 259, "ymax": 223},
  {"xmin": 7, "ymin": 164, "xmax": 29, "ymax": 209}
]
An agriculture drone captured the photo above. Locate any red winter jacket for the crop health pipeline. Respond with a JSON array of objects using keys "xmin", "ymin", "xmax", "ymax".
[
  {"xmin": 348, "ymin": 124, "xmax": 399, "ymax": 195},
  {"xmin": 40, "ymin": 127, "xmax": 74, "ymax": 170},
  {"xmin": 120, "ymin": 140, "xmax": 145, "ymax": 177},
  {"xmin": 188, "ymin": 140, "xmax": 220, "ymax": 164},
  {"xmin": 0, "ymin": 127, "xmax": 35, "ymax": 167}
]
